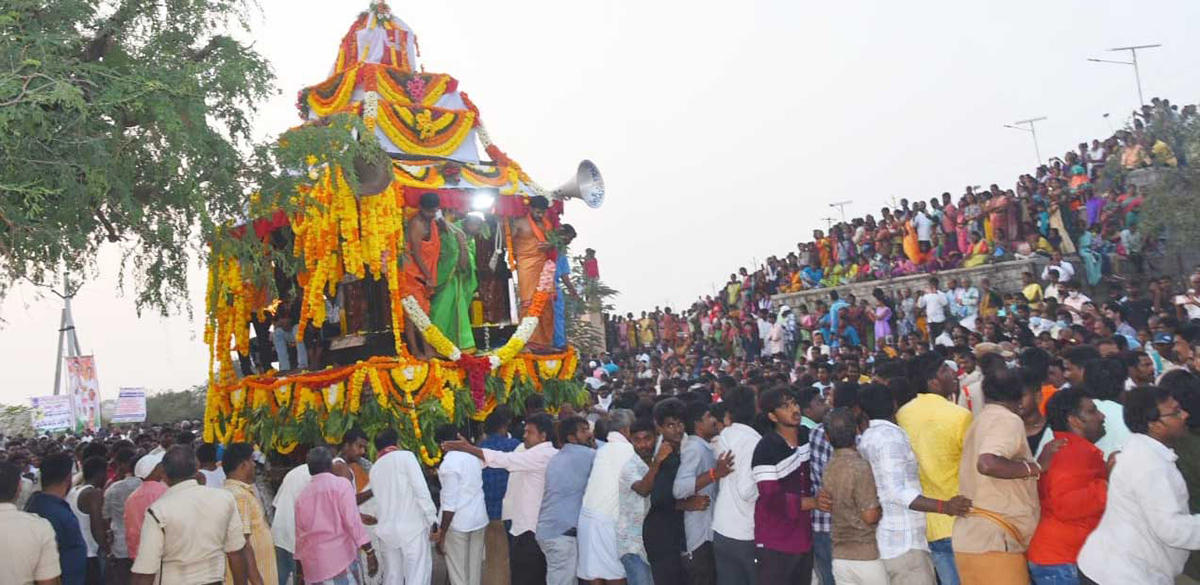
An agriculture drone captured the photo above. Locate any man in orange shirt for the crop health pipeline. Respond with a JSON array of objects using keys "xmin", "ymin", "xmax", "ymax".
[{"xmin": 1027, "ymin": 387, "xmax": 1108, "ymax": 583}]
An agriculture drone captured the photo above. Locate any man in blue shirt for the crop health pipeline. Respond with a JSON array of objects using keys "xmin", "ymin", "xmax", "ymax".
[
  {"xmin": 536, "ymin": 415, "xmax": 595, "ymax": 585},
  {"xmin": 26, "ymin": 452, "xmax": 87, "ymax": 585}
]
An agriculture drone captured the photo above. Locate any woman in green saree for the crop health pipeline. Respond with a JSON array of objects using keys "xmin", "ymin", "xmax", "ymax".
[{"xmin": 430, "ymin": 214, "xmax": 484, "ymax": 353}]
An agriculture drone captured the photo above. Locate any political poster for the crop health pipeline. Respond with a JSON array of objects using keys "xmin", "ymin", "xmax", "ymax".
[
  {"xmin": 66, "ymin": 355, "xmax": 102, "ymax": 432},
  {"xmin": 113, "ymin": 387, "xmax": 147, "ymax": 424},
  {"xmin": 30, "ymin": 395, "xmax": 75, "ymax": 432}
]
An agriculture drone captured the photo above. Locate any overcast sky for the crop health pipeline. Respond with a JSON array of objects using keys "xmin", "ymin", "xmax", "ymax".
[{"xmin": 2, "ymin": 0, "xmax": 1198, "ymax": 404}]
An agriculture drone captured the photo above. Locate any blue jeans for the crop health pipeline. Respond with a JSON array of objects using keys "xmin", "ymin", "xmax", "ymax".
[
  {"xmin": 273, "ymin": 324, "xmax": 307, "ymax": 370},
  {"xmin": 621, "ymin": 553, "xmax": 654, "ymax": 585},
  {"xmin": 275, "ymin": 546, "xmax": 295, "ymax": 585},
  {"xmin": 929, "ymin": 538, "xmax": 960, "ymax": 585},
  {"xmin": 812, "ymin": 531, "xmax": 834, "ymax": 585},
  {"xmin": 1028, "ymin": 562, "xmax": 1079, "ymax": 585}
]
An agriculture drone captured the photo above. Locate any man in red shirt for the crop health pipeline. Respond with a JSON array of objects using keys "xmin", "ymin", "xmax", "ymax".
[{"xmin": 1027, "ymin": 387, "xmax": 1108, "ymax": 582}]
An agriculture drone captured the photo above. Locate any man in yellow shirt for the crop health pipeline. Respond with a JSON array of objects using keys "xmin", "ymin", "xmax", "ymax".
[{"xmin": 897, "ymin": 352, "xmax": 973, "ymax": 585}]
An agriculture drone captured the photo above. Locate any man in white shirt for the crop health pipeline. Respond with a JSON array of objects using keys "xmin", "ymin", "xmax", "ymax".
[
  {"xmin": 856, "ymin": 385, "xmax": 970, "ymax": 584},
  {"xmin": 918, "ymin": 277, "xmax": 951, "ymax": 342},
  {"xmin": 577, "ymin": 409, "xmax": 638, "ymax": 583},
  {"xmin": 443, "ymin": 413, "xmax": 559, "ymax": 585},
  {"xmin": 1041, "ymin": 253, "xmax": 1075, "ymax": 283},
  {"xmin": 1174, "ymin": 274, "xmax": 1200, "ymax": 322},
  {"xmin": 0, "ymin": 460, "xmax": 61, "ymax": 585},
  {"xmin": 370, "ymin": 428, "xmax": 438, "ymax": 585},
  {"xmin": 756, "ymin": 310, "xmax": 773, "ymax": 357},
  {"xmin": 1078, "ymin": 387, "xmax": 1200, "ymax": 583},
  {"xmin": 1061, "ymin": 281, "xmax": 1092, "ymax": 324},
  {"xmin": 271, "ymin": 459, "xmax": 312, "ymax": 585},
  {"xmin": 914, "ymin": 206, "xmax": 934, "ymax": 244},
  {"xmin": 434, "ymin": 425, "xmax": 489, "ymax": 585},
  {"xmin": 197, "ymin": 442, "xmax": 225, "ymax": 488},
  {"xmin": 711, "ymin": 387, "xmax": 761, "ymax": 584}
]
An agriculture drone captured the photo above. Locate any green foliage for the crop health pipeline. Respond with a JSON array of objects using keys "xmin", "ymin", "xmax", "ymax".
[
  {"xmin": 1137, "ymin": 122, "xmax": 1200, "ymax": 260},
  {"xmin": 564, "ymin": 253, "xmax": 618, "ymax": 354},
  {"xmin": 541, "ymin": 379, "xmax": 587, "ymax": 409},
  {"xmin": 450, "ymin": 386, "xmax": 477, "ymax": 429},
  {"xmin": 0, "ymin": 404, "xmax": 34, "ymax": 437},
  {"xmin": 503, "ymin": 378, "xmax": 536, "ymax": 416},
  {"xmin": 0, "ymin": 0, "xmax": 272, "ymax": 313},
  {"xmin": 0, "ymin": 1, "xmax": 391, "ymax": 316},
  {"xmin": 144, "ymin": 385, "xmax": 206, "ymax": 424}
]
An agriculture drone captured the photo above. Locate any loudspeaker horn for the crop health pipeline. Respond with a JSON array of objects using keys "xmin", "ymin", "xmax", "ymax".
[{"xmin": 553, "ymin": 160, "xmax": 605, "ymax": 209}]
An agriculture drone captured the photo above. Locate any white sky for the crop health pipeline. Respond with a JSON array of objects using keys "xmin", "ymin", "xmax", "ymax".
[{"xmin": 2, "ymin": 0, "xmax": 1199, "ymax": 404}]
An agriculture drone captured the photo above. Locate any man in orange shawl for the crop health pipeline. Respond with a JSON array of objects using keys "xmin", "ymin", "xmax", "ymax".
[
  {"xmin": 511, "ymin": 195, "xmax": 555, "ymax": 351},
  {"xmin": 402, "ymin": 192, "xmax": 441, "ymax": 358}
]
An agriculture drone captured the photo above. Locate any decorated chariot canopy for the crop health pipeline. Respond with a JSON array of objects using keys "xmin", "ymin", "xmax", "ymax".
[{"xmin": 202, "ymin": 0, "xmax": 602, "ymax": 462}]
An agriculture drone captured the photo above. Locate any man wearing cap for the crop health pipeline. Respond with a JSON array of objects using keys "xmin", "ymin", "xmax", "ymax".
[
  {"xmin": 403, "ymin": 192, "xmax": 442, "ymax": 358},
  {"xmin": 123, "ymin": 451, "xmax": 168, "ymax": 562},
  {"xmin": 131, "ymin": 444, "xmax": 250, "ymax": 585},
  {"xmin": 511, "ymin": 195, "xmax": 556, "ymax": 351}
]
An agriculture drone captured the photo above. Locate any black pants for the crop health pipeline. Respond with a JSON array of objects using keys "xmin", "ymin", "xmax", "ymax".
[
  {"xmin": 509, "ymin": 530, "xmax": 546, "ymax": 585},
  {"xmin": 682, "ymin": 541, "xmax": 717, "ymax": 585},
  {"xmin": 84, "ymin": 557, "xmax": 103, "ymax": 585},
  {"xmin": 756, "ymin": 548, "xmax": 813, "ymax": 585},
  {"xmin": 105, "ymin": 557, "xmax": 132, "ymax": 585},
  {"xmin": 650, "ymin": 552, "xmax": 685, "ymax": 585},
  {"xmin": 929, "ymin": 321, "xmax": 946, "ymax": 340},
  {"xmin": 714, "ymin": 532, "xmax": 757, "ymax": 585}
]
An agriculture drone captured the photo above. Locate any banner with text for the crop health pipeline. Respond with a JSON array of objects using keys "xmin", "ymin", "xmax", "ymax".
[
  {"xmin": 66, "ymin": 355, "xmax": 102, "ymax": 432},
  {"xmin": 113, "ymin": 387, "xmax": 147, "ymax": 424},
  {"xmin": 30, "ymin": 395, "xmax": 75, "ymax": 432}
]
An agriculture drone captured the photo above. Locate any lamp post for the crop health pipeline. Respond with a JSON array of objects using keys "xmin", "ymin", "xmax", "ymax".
[
  {"xmin": 1003, "ymin": 116, "xmax": 1047, "ymax": 166},
  {"xmin": 828, "ymin": 200, "xmax": 852, "ymax": 224},
  {"xmin": 1088, "ymin": 43, "xmax": 1161, "ymax": 107}
]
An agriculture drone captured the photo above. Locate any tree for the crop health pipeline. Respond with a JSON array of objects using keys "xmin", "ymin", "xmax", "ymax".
[
  {"xmin": 563, "ymin": 253, "xmax": 618, "ymax": 355},
  {"xmin": 144, "ymin": 385, "xmax": 206, "ymax": 424},
  {"xmin": 1126, "ymin": 118, "xmax": 1200, "ymax": 272},
  {"xmin": 0, "ymin": 0, "xmax": 275, "ymax": 314}
]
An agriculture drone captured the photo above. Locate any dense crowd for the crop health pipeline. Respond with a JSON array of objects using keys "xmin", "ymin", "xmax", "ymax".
[
  {"xmin": 606, "ymin": 97, "xmax": 1194, "ymax": 354},
  {"xmin": 4, "ymin": 99, "xmax": 1200, "ymax": 585},
  {"xmin": 7, "ymin": 262, "xmax": 1200, "ymax": 585}
]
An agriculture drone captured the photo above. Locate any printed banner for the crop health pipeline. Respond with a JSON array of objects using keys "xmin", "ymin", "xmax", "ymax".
[
  {"xmin": 29, "ymin": 395, "xmax": 75, "ymax": 431},
  {"xmin": 113, "ymin": 387, "xmax": 147, "ymax": 424},
  {"xmin": 66, "ymin": 355, "xmax": 102, "ymax": 432}
]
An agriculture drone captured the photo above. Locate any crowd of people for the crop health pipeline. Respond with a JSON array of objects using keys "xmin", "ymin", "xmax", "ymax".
[
  {"xmin": 3, "ymin": 100, "xmax": 1200, "ymax": 585},
  {"xmin": 5, "ymin": 265, "xmax": 1200, "ymax": 585},
  {"xmin": 605, "ymin": 97, "xmax": 1194, "ymax": 358}
]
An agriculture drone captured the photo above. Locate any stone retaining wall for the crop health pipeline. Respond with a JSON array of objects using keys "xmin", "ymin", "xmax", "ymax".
[{"xmin": 771, "ymin": 257, "xmax": 1050, "ymax": 311}]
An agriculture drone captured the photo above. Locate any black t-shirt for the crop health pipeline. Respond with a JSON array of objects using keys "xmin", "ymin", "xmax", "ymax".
[
  {"xmin": 643, "ymin": 451, "xmax": 684, "ymax": 561},
  {"xmin": 1027, "ymin": 424, "xmax": 1050, "ymax": 455},
  {"xmin": 1122, "ymin": 299, "xmax": 1154, "ymax": 331}
]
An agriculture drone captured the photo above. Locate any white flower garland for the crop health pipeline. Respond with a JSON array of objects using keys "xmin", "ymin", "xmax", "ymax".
[{"xmin": 400, "ymin": 259, "xmax": 556, "ymax": 368}]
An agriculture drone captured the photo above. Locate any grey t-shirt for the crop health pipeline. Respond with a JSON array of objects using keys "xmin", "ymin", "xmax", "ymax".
[{"xmin": 102, "ymin": 476, "xmax": 143, "ymax": 558}]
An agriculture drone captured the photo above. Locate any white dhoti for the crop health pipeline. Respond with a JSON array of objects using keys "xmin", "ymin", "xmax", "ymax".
[
  {"xmin": 575, "ymin": 507, "xmax": 623, "ymax": 580},
  {"xmin": 379, "ymin": 532, "xmax": 433, "ymax": 585}
]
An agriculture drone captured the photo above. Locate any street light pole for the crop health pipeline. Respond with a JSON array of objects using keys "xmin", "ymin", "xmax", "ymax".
[
  {"xmin": 828, "ymin": 200, "xmax": 852, "ymax": 224},
  {"xmin": 1003, "ymin": 116, "xmax": 1047, "ymax": 166},
  {"xmin": 1087, "ymin": 44, "xmax": 1161, "ymax": 107}
]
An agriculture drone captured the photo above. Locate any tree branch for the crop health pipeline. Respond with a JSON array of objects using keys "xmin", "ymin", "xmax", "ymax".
[
  {"xmin": 94, "ymin": 206, "xmax": 122, "ymax": 242},
  {"xmin": 188, "ymin": 36, "xmax": 230, "ymax": 62},
  {"xmin": 82, "ymin": 0, "xmax": 158, "ymax": 62}
]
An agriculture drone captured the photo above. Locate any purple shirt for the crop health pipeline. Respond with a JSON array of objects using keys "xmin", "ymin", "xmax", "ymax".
[
  {"xmin": 874, "ymin": 305, "xmax": 893, "ymax": 345},
  {"xmin": 294, "ymin": 472, "xmax": 369, "ymax": 583},
  {"xmin": 751, "ymin": 430, "xmax": 814, "ymax": 555}
]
